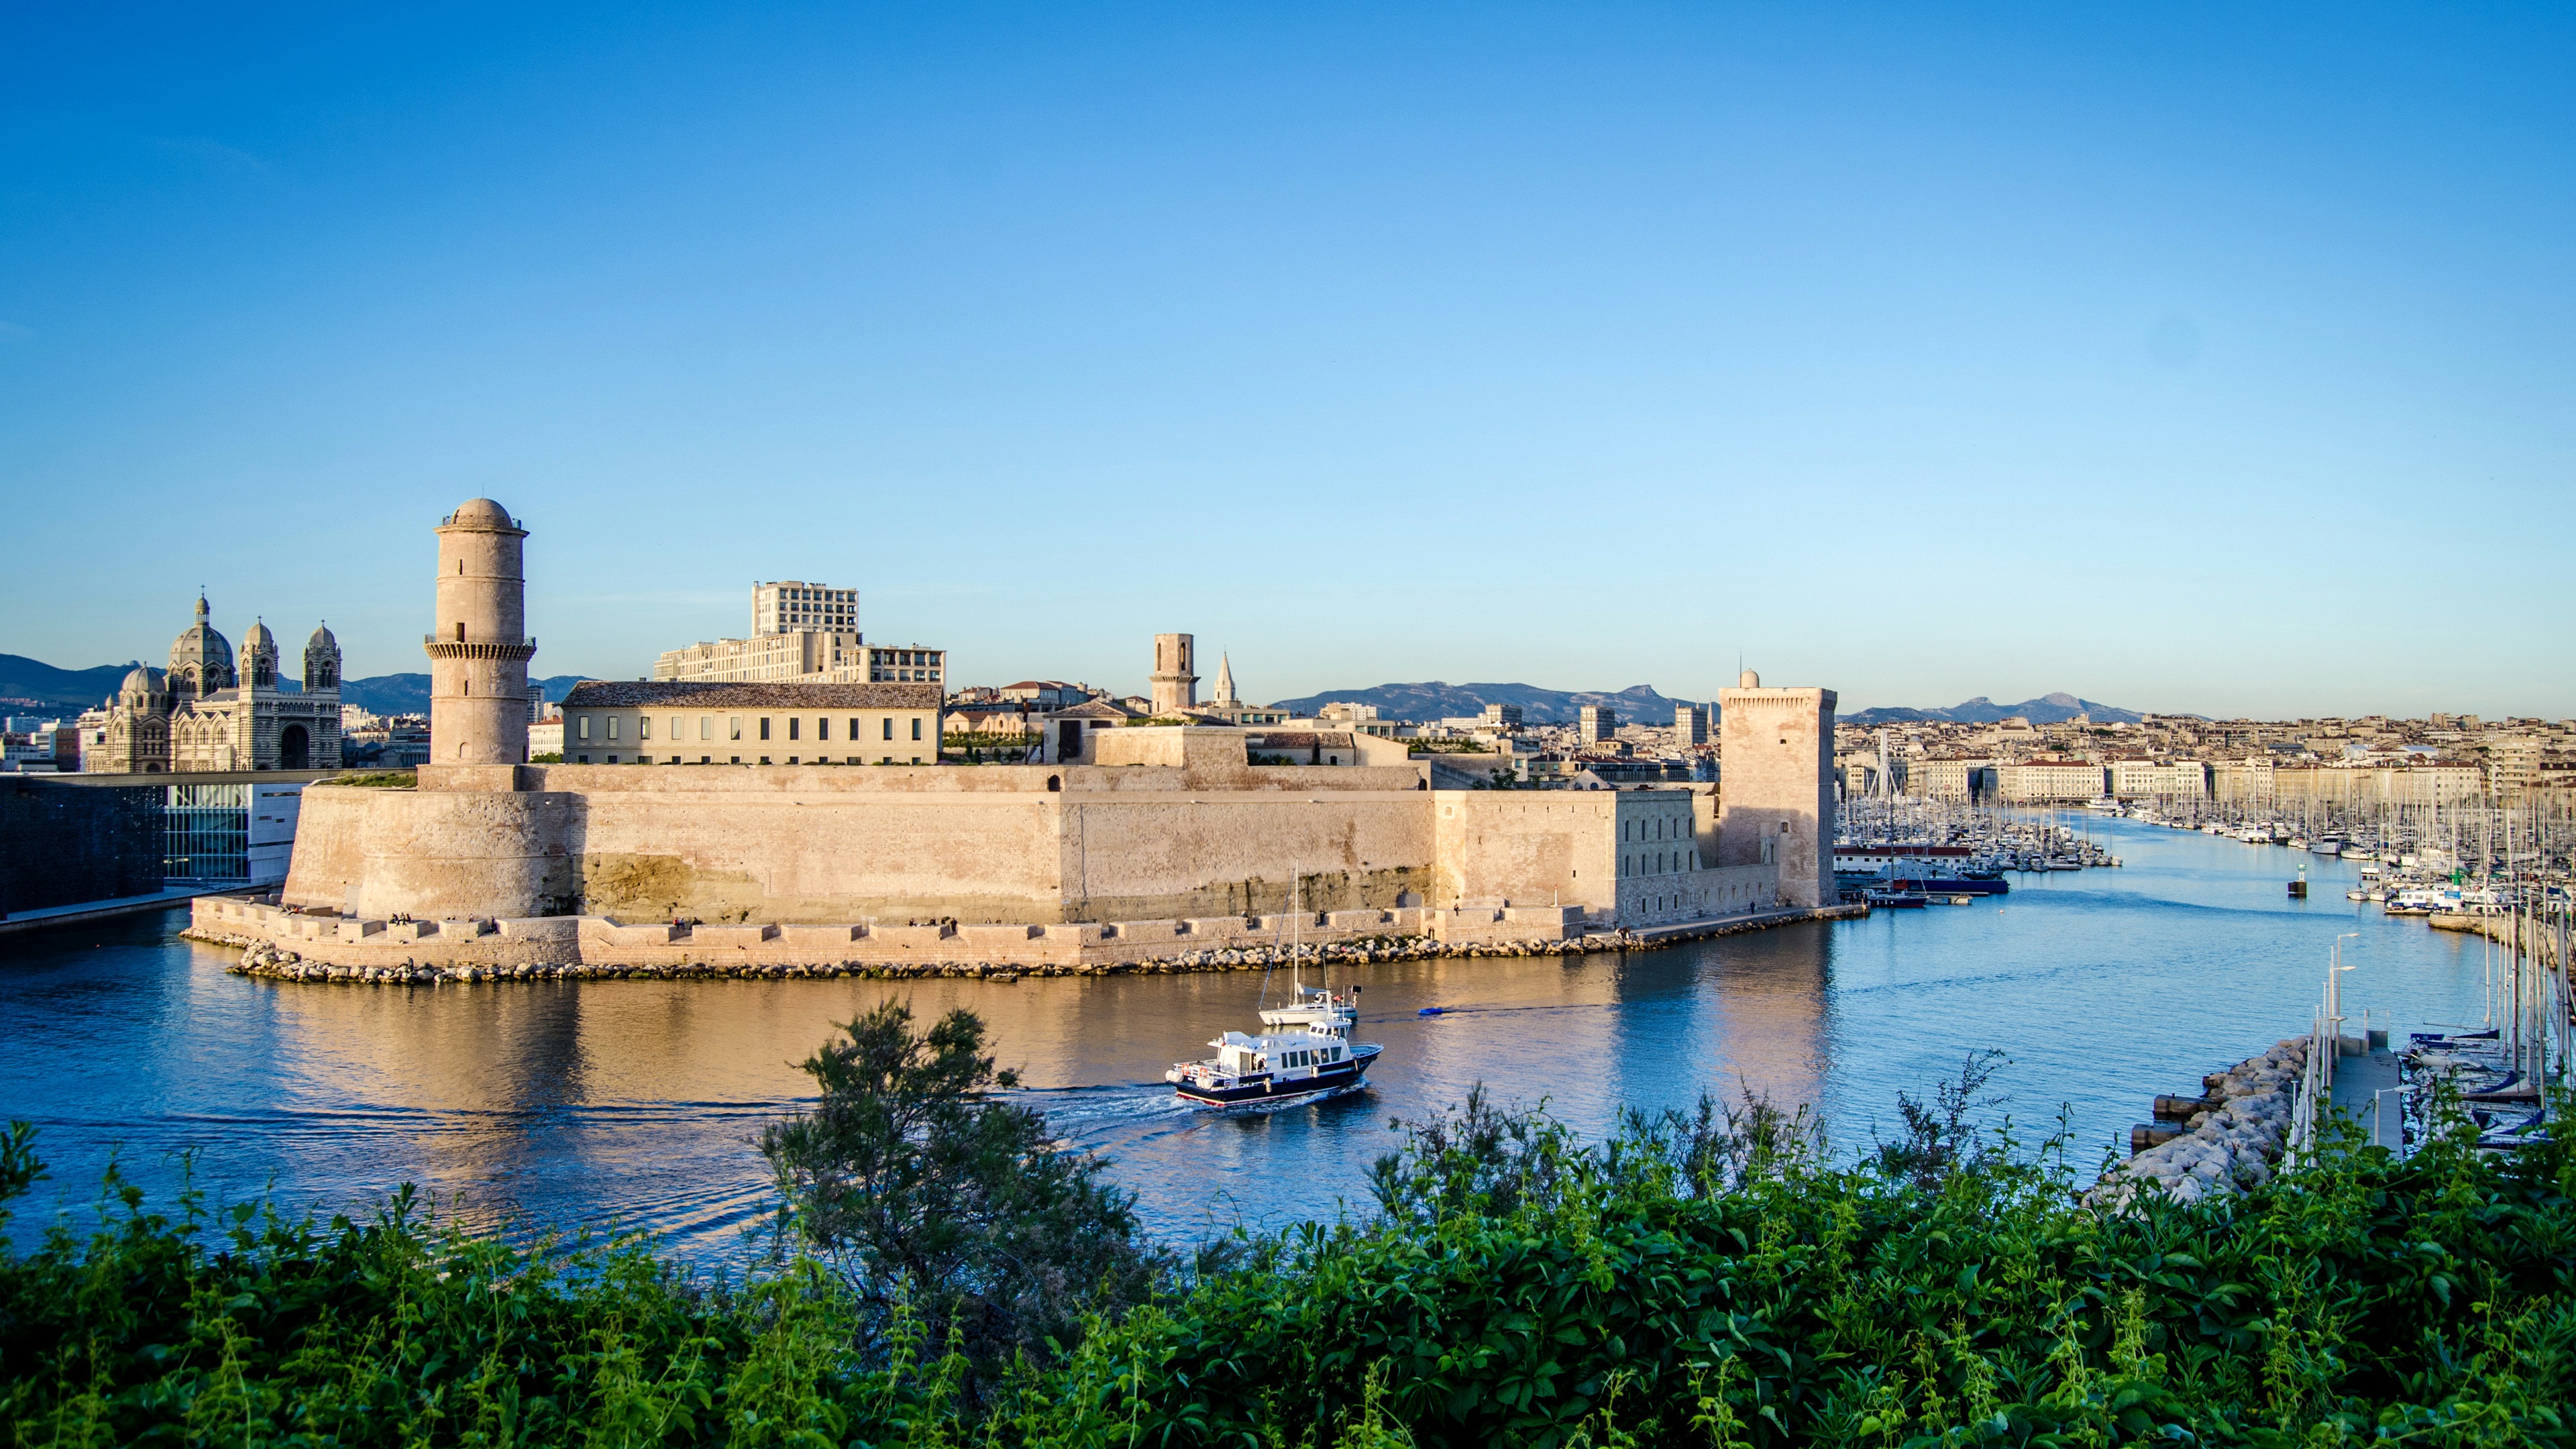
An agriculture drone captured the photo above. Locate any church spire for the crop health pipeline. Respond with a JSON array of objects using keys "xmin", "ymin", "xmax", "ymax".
[{"xmin": 1211, "ymin": 651, "xmax": 1237, "ymax": 706}]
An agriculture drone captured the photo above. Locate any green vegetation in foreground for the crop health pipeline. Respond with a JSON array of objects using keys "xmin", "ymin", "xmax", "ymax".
[
  {"xmin": 326, "ymin": 771, "xmax": 417, "ymax": 788},
  {"xmin": 3, "ymin": 1010, "xmax": 2573, "ymax": 1447}
]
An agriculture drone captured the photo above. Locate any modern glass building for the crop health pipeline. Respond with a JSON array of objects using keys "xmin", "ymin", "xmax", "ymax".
[{"xmin": 166, "ymin": 783, "xmax": 250, "ymax": 884}]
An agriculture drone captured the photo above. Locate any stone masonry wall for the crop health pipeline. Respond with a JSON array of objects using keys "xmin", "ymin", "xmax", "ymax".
[{"xmin": 288, "ymin": 761, "xmax": 1440, "ymax": 927}]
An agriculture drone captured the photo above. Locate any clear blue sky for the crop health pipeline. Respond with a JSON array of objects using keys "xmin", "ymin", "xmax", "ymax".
[{"xmin": 3, "ymin": 4, "xmax": 2569, "ymax": 717}]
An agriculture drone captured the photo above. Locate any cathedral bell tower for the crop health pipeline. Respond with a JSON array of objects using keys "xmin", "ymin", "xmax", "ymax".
[{"xmin": 425, "ymin": 498, "xmax": 536, "ymax": 766}]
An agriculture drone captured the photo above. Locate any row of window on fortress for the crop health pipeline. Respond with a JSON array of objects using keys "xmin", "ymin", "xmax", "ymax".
[
  {"xmin": 1618, "ymin": 808, "xmax": 1696, "ymax": 877},
  {"xmin": 574, "ymin": 713, "xmax": 929, "ymax": 744},
  {"xmin": 572, "ymin": 713, "xmax": 930, "ymax": 766}
]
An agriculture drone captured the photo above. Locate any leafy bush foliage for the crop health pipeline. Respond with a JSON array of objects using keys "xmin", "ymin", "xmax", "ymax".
[
  {"xmin": 5, "ymin": 1032, "xmax": 2574, "ymax": 1447},
  {"xmin": 759, "ymin": 1002, "xmax": 1171, "ymax": 1384}
]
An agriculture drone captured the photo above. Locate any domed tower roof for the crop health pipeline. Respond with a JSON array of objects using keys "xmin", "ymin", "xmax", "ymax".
[
  {"xmin": 122, "ymin": 665, "xmax": 160, "ymax": 696},
  {"xmin": 302, "ymin": 621, "xmax": 343, "ymax": 692},
  {"xmin": 240, "ymin": 617, "xmax": 280, "ymax": 689},
  {"xmin": 1738, "ymin": 668, "xmax": 1762, "ymax": 689},
  {"xmin": 168, "ymin": 594, "xmax": 236, "ymax": 696},
  {"xmin": 443, "ymin": 497, "xmax": 518, "ymax": 528}
]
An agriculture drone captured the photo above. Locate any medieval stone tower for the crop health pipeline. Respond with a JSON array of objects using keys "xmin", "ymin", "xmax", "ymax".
[
  {"xmin": 1715, "ymin": 668, "xmax": 1838, "ymax": 910},
  {"xmin": 1149, "ymin": 633, "xmax": 1197, "ymax": 716},
  {"xmin": 425, "ymin": 498, "xmax": 536, "ymax": 765}
]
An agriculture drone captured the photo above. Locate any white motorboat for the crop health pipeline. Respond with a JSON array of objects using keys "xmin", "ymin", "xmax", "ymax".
[{"xmin": 1169, "ymin": 976, "xmax": 1381, "ymax": 1108}]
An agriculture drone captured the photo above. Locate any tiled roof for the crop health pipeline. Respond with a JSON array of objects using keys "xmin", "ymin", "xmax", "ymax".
[{"xmin": 560, "ymin": 680, "xmax": 942, "ymax": 709}]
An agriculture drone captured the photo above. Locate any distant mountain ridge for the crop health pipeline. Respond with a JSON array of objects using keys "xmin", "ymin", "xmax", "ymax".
[
  {"xmin": 3, "ymin": 653, "xmax": 2163, "ymax": 731},
  {"xmin": 0, "ymin": 653, "xmax": 589, "ymax": 717},
  {"xmin": 0, "ymin": 654, "xmax": 136, "ymax": 713},
  {"xmin": 337, "ymin": 674, "xmax": 590, "ymax": 716},
  {"xmin": 1842, "ymin": 692, "xmax": 2150, "ymax": 727},
  {"xmin": 1265, "ymin": 682, "xmax": 1690, "ymax": 725}
]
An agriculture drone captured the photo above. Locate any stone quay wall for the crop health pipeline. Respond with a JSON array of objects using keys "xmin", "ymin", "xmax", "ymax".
[
  {"xmin": 189, "ymin": 895, "xmax": 1619, "ymax": 973},
  {"xmin": 192, "ymin": 895, "xmax": 1854, "ymax": 986}
]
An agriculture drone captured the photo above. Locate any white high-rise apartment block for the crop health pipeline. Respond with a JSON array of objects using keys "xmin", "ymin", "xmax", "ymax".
[
  {"xmin": 754, "ymin": 581, "xmax": 859, "ymax": 637},
  {"xmin": 657, "ymin": 580, "xmax": 943, "ymax": 687}
]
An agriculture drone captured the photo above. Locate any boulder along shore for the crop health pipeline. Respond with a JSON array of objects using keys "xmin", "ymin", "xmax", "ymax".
[
  {"xmin": 2087, "ymin": 1036, "xmax": 2312, "ymax": 1210},
  {"xmin": 202, "ymin": 930, "xmax": 1666, "ymax": 987}
]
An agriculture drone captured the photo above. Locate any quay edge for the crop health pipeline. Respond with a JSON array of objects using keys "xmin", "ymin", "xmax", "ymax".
[{"xmin": 186, "ymin": 894, "xmax": 1866, "ymax": 986}]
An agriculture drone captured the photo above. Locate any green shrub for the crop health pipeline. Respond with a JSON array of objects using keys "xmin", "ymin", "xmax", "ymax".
[
  {"xmin": 759, "ymin": 1003, "xmax": 1171, "ymax": 1392},
  {"xmin": 7, "ymin": 1039, "xmax": 2574, "ymax": 1448},
  {"xmin": 0, "ymin": 1123, "xmax": 968, "ymax": 1448}
]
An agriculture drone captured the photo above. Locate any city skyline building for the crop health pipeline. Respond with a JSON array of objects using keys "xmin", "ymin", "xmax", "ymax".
[
  {"xmin": 656, "ymin": 580, "xmax": 943, "ymax": 689},
  {"xmin": 753, "ymin": 581, "xmax": 859, "ymax": 637}
]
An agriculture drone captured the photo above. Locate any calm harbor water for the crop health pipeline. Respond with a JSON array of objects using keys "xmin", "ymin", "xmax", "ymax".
[{"xmin": 1, "ymin": 816, "xmax": 2496, "ymax": 1263}]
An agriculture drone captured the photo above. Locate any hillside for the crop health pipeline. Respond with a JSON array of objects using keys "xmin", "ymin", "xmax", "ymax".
[
  {"xmin": 0, "ymin": 654, "xmax": 138, "ymax": 713},
  {"xmin": 0, "ymin": 653, "xmax": 591, "ymax": 718},
  {"xmin": 340, "ymin": 674, "xmax": 591, "ymax": 716},
  {"xmin": 1265, "ymin": 681, "xmax": 1690, "ymax": 725},
  {"xmin": 1843, "ymin": 692, "xmax": 2150, "ymax": 727}
]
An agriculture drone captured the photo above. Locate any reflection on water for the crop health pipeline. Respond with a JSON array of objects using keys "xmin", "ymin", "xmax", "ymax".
[{"xmin": 0, "ymin": 818, "xmax": 2490, "ymax": 1263}]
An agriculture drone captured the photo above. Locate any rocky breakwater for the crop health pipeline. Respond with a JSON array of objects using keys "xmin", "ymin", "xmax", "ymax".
[
  {"xmin": 2088, "ymin": 1037, "xmax": 2312, "ymax": 1209},
  {"xmin": 223, "ymin": 932, "xmax": 1647, "ymax": 988}
]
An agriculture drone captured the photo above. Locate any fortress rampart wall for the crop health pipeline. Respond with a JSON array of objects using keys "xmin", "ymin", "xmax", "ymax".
[{"xmin": 286, "ymin": 760, "xmax": 1442, "ymax": 927}]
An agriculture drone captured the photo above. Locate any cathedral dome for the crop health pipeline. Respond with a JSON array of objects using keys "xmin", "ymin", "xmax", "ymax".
[
  {"xmin": 445, "ymin": 497, "xmax": 515, "ymax": 527},
  {"xmin": 122, "ymin": 665, "xmax": 160, "ymax": 696},
  {"xmin": 242, "ymin": 619, "xmax": 274, "ymax": 649},
  {"xmin": 168, "ymin": 594, "xmax": 236, "ymax": 694},
  {"xmin": 307, "ymin": 622, "xmax": 338, "ymax": 651}
]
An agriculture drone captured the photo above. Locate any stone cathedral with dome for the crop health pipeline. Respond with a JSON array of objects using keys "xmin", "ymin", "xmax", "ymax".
[{"xmin": 83, "ymin": 595, "xmax": 345, "ymax": 773}]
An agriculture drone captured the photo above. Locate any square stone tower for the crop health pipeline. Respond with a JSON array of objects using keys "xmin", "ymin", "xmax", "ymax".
[
  {"xmin": 1150, "ymin": 633, "xmax": 1197, "ymax": 716},
  {"xmin": 1717, "ymin": 670, "xmax": 1837, "ymax": 909}
]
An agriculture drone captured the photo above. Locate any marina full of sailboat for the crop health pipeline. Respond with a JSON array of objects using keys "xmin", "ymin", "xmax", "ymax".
[
  {"xmin": 1839, "ymin": 795, "xmax": 2572, "ymax": 1163},
  {"xmin": 1836, "ymin": 791, "xmax": 2573, "ymax": 922}
]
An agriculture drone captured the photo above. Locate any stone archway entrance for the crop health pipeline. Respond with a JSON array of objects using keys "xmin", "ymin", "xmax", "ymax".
[{"xmin": 278, "ymin": 724, "xmax": 310, "ymax": 770}]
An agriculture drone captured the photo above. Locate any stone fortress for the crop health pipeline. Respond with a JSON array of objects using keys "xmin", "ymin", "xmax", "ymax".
[
  {"xmin": 83, "ymin": 595, "xmax": 345, "ymax": 773},
  {"xmin": 199, "ymin": 498, "xmax": 1840, "ymax": 973}
]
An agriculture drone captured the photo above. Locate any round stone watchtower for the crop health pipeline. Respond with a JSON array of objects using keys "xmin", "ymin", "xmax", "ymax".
[{"xmin": 425, "ymin": 498, "xmax": 537, "ymax": 766}]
